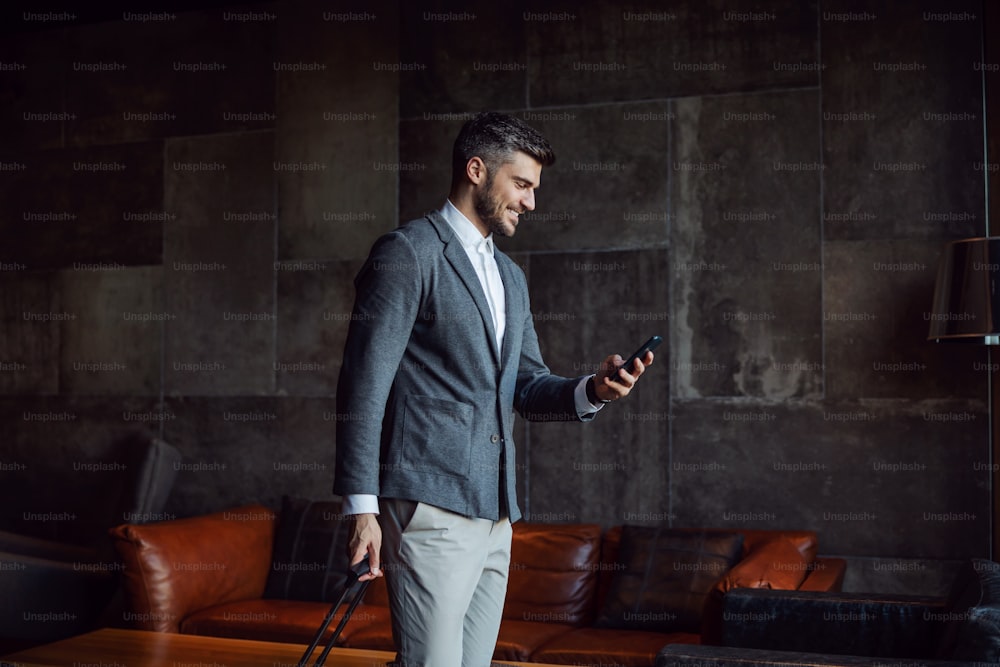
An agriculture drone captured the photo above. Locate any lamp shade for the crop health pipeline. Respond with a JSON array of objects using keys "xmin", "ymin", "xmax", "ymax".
[{"xmin": 928, "ymin": 237, "xmax": 1000, "ymax": 344}]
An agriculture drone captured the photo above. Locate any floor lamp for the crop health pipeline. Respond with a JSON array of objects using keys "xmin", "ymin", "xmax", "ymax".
[{"xmin": 928, "ymin": 238, "xmax": 1000, "ymax": 560}]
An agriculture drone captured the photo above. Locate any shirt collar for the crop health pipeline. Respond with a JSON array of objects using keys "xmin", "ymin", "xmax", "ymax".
[{"xmin": 440, "ymin": 200, "xmax": 493, "ymax": 255}]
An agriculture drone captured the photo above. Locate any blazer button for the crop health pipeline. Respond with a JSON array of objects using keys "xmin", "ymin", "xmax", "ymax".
[{"xmin": 490, "ymin": 434, "xmax": 500, "ymax": 444}]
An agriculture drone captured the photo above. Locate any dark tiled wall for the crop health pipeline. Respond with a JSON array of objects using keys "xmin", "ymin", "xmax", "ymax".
[
  {"xmin": 396, "ymin": 1, "xmax": 990, "ymax": 565},
  {"xmin": 0, "ymin": 1, "xmax": 991, "ymax": 572},
  {"xmin": 0, "ymin": 1, "xmax": 400, "ymax": 518}
]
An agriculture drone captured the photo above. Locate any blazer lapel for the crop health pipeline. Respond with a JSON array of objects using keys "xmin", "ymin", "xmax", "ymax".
[{"xmin": 429, "ymin": 214, "xmax": 501, "ymax": 365}]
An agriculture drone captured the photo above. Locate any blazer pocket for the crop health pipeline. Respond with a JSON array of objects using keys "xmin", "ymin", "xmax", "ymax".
[{"xmin": 399, "ymin": 395, "xmax": 474, "ymax": 480}]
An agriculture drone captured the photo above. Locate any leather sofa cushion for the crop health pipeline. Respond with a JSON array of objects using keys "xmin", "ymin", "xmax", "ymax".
[
  {"xmin": 798, "ymin": 556, "xmax": 847, "ymax": 592},
  {"xmin": 596, "ymin": 525, "xmax": 624, "ymax": 612},
  {"xmin": 181, "ymin": 598, "xmax": 386, "ymax": 646},
  {"xmin": 262, "ymin": 496, "xmax": 351, "ymax": 603},
  {"xmin": 504, "ymin": 522, "xmax": 602, "ymax": 626},
  {"xmin": 110, "ymin": 504, "xmax": 275, "ymax": 633},
  {"xmin": 338, "ymin": 605, "xmax": 396, "ymax": 651},
  {"xmin": 493, "ymin": 619, "xmax": 576, "ymax": 662},
  {"xmin": 596, "ymin": 527, "xmax": 743, "ymax": 633},
  {"xmin": 716, "ymin": 537, "xmax": 809, "ymax": 593},
  {"xmin": 532, "ymin": 627, "xmax": 699, "ymax": 666},
  {"xmin": 596, "ymin": 528, "xmax": 819, "ymax": 611}
]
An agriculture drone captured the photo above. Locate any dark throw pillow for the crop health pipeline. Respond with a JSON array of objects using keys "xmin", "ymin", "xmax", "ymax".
[
  {"xmin": 948, "ymin": 559, "xmax": 1000, "ymax": 662},
  {"xmin": 971, "ymin": 558, "xmax": 1000, "ymax": 602},
  {"xmin": 952, "ymin": 605, "xmax": 1000, "ymax": 661},
  {"xmin": 262, "ymin": 496, "xmax": 352, "ymax": 603},
  {"xmin": 596, "ymin": 526, "xmax": 744, "ymax": 633}
]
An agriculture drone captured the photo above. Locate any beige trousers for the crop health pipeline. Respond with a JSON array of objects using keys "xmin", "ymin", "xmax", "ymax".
[{"xmin": 379, "ymin": 498, "xmax": 512, "ymax": 667}]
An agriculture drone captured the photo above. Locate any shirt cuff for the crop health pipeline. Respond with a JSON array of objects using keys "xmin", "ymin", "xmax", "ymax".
[
  {"xmin": 341, "ymin": 494, "xmax": 380, "ymax": 515},
  {"xmin": 575, "ymin": 375, "xmax": 605, "ymax": 415}
]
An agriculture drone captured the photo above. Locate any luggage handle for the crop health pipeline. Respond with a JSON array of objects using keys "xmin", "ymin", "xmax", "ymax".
[{"xmin": 296, "ymin": 555, "xmax": 373, "ymax": 667}]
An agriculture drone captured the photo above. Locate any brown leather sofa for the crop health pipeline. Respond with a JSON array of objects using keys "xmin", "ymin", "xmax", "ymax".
[
  {"xmin": 0, "ymin": 430, "xmax": 181, "ymax": 651},
  {"xmin": 110, "ymin": 504, "xmax": 845, "ymax": 666}
]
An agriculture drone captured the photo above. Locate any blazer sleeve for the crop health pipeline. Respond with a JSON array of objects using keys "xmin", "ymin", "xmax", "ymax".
[
  {"xmin": 333, "ymin": 231, "xmax": 421, "ymax": 497},
  {"xmin": 512, "ymin": 287, "xmax": 595, "ymax": 423}
]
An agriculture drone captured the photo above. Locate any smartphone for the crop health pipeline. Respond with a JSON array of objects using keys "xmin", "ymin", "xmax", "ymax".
[{"xmin": 614, "ymin": 335, "xmax": 662, "ymax": 383}]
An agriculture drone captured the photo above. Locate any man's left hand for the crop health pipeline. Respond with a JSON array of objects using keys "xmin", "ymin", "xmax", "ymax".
[{"xmin": 593, "ymin": 351, "xmax": 653, "ymax": 402}]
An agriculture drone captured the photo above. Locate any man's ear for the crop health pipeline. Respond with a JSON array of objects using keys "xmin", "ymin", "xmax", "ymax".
[{"xmin": 466, "ymin": 157, "xmax": 487, "ymax": 185}]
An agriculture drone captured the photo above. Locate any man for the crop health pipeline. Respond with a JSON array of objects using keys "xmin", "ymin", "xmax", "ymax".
[{"xmin": 334, "ymin": 111, "xmax": 652, "ymax": 666}]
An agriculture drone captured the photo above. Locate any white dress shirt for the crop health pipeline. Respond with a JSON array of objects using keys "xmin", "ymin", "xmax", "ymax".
[
  {"xmin": 341, "ymin": 202, "xmax": 602, "ymax": 516},
  {"xmin": 441, "ymin": 199, "xmax": 506, "ymax": 353}
]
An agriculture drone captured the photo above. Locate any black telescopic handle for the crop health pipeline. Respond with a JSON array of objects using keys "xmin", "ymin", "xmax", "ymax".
[
  {"xmin": 313, "ymin": 576, "xmax": 372, "ymax": 666},
  {"xmin": 295, "ymin": 555, "xmax": 372, "ymax": 667}
]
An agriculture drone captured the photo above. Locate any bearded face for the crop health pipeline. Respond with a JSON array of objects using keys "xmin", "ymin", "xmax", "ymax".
[{"xmin": 470, "ymin": 153, "xmax": 541, "ymax": 238}]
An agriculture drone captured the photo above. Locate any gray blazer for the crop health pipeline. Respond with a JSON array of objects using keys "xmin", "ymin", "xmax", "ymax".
[{"xmin": 334, "ymin": 212, "xmax": 592, "ymax": 521}]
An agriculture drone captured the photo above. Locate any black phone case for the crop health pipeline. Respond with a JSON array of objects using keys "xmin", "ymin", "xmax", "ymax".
[{"xmin": 616, "ymin": 335, "xmax": 662, "ymax": 381}]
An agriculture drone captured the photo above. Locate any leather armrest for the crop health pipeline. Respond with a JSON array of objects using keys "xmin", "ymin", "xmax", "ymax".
[
  {"xmin": 717, "ymin": 538, "xmax": 812, "ymax": 593},
  {"xmin": 657, "ymin": 644, "xmax": 980, "ymax": 667},
  {"xmin": 109, "ymin": 504, "xmax": 276, "ymax": 632},
  {"xmin": 720, "ymin": 588, "xmax": 948, "ymax": 659},
  {"xmin": 798, "ymin": 557, "xmax": 847, "ymax": 592},
  {"xmin": 702, "ymin": 537, "xmax": 812, "ymax": 645}
]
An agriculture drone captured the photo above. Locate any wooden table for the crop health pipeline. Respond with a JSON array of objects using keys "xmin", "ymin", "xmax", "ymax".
[{"xmin": 1, "ymin": 628, "xmax": 558, "ymax": 667}]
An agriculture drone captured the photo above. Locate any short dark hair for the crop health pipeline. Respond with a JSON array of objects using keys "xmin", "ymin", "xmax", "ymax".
[{"xmin": 451, "ymin": 112, "xmax": 555, "ymax": 185}]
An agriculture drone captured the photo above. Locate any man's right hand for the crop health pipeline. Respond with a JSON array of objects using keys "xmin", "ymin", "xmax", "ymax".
[{"xmin": 349, "ymin": 513, "xmax": 383, "ymax": 582}]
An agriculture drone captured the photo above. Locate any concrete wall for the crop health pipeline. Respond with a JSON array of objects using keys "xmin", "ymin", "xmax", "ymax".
[{"xmin": 0, "ymin": 1, "xmax": 991, "ymax": 584}]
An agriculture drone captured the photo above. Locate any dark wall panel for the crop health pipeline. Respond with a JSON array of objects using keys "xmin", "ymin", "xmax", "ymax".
[{"xmin": 1, "ymin": 0, "xmax": 991, "ymax": 574}]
